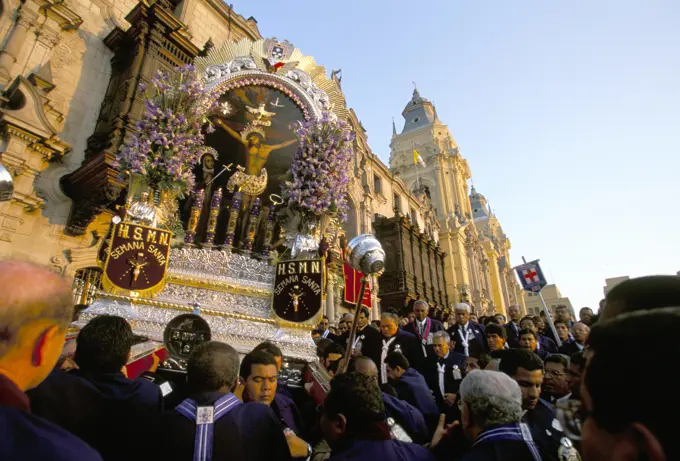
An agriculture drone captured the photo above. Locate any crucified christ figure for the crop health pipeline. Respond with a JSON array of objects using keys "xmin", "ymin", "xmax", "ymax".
[
  {"xmin": 216, "ymin": 119, "xmax": 296, "ymax": 175},
  {"xmin": 127, "ymin": 252, "xmax": 148, "ymax": 283}
]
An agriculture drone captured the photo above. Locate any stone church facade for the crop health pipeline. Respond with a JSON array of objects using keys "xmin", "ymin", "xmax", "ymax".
[
  {"xmin": 0, "ymin": 0, "xmax": 446, "ymax": 319},
  {"xmin": 390, "ymin": 89, "xmax": 525, "ymax": 315}
]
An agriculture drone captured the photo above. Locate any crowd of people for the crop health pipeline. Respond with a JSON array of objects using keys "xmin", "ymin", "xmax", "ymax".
[{"xmin": 2, "ymin": 259, "xmax": 680, "ymax": 461}]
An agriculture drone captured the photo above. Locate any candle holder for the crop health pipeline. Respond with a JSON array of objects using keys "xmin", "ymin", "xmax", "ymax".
[
  {"xmin": 242, "ymin": 197, "xmax": 262, "ymax": 252},
  {"xmin": 184, "ymin": 188, "xmax": 205, "ymax": 246},
  {"xmin": 262, "ymin": 194, "xmax": 283, "ymax": 258},
  {"xmin": 221, "ymin": 190, "xmax": 242, "ymax": 251},
  {"xmin": 202, "ymin": 188, "xmax": 223, "ymax": 248}
]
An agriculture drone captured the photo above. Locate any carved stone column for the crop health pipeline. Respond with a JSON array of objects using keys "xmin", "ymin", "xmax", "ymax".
[
  {"xmin": 0, "ymin": 10, "xmax": 39, "ymax": 88},
  {"xmin": 326, "ymin": 274, "xmax": 335, "ymax": 322}
]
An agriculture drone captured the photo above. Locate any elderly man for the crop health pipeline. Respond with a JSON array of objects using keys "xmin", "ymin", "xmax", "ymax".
[
  {"xmin": 423, "ymin": 331, "xmax": 466, "ymax": 417},
  {"xmin": 432, "ymin": 370, "xmax": 543, "ymax": 461},
  {"xmin": 403, "ymin": 300, "xmax": 444, "ymax": 372},
  {"xmin": 504, "ymin": 304, "xmax": 523, "ymax": 348},
  {"xmin": 446, "ymin": 303, "xmax": 487, "ymax": 356},
  {"xmin": 378, "ymin": 312, "xmax": 417, "ymax": 384},
  {"xmin": 0, "ymin": 261, "xmax": 102, "ymax": 461},
  {"xmin": 559, "ymin": 322, "xmax": 589, "ymax": 356}
]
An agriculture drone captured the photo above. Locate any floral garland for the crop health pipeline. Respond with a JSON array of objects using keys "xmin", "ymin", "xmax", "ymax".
[
  {"xmin": 281, "ymin": 111, "xmax": 354, "ymax": 223},
  {"xmin": 113, "ymin": 64, "xmax": 220, "ymax": 197}
]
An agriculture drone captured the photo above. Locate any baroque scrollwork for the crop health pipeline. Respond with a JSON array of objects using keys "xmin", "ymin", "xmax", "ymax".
[
  {"xmin": 157, "ymin": 283, "xmax": 271, "ymax": 318},
  {"xmin": 285, "ymin": 68, "xmax": 331, "ymax": 110},
  {"xmin": 204, "ymin": 57, "xmax": 258, "ymax": 84},
  {"xmin": 169, "ymin": 248, "xmax": 275, "ymax": 286}
]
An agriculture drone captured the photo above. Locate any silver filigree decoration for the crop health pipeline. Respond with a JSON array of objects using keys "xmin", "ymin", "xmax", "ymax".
[
  {"xmin": 157, "ymin": 283, "xmax": 270, "ymax": 318},
  {"xmin": 204, "ymin": 57, "xmax": 258, "ymax": 84},
  {"xmin": 77, "ymin": 297, "xmax": 316, "ymax": 361},
  {"xmin": 285, "ymin": 68, "xmax": 331, "ymax": 110},
  {"xmin": 169, "ymin": 248, "xmax": 275, "ymax": 287}
]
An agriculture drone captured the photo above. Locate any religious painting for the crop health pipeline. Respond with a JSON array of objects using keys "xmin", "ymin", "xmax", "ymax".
[
  {"xmin": 181, "ymin": 85, "xmax": 304, "ymax": 245},
  {"xmin": 204, "ymin": 85, "xmax": 303, "ymax": 201}
]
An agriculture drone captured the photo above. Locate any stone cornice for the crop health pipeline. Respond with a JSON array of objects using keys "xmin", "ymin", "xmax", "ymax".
[
  {"xmin": 32, "ymin": 0, "xmax": 84, "ymax": 30},
  {"xmin": 204, "ymin": 0, "xmax": 262, "ymax": 41}
]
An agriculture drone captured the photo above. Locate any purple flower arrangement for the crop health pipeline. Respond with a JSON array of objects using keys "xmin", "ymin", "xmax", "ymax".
[
  {"xmin": 282, "ymin": 111, "xmax": 354, "ymax": 222},
  {"xmin": 114, "ymin": 64, "xmax": 220, "ymax": 197}
]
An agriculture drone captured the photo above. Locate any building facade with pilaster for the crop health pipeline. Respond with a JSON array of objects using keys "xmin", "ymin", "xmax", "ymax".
[{"xmin": 389, "ymin": 89, "xmax": 524, "ymax": 315}]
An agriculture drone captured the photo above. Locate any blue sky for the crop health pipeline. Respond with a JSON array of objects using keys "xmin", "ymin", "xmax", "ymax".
[{"xmin": 238, "ymin": 1, "xmax": 680, "ymax": 309}]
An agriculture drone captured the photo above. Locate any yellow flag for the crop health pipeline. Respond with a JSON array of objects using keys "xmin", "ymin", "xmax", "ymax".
[{"xmin": 413, "ymin": 149, "xmax": 426, "ymax": 167}]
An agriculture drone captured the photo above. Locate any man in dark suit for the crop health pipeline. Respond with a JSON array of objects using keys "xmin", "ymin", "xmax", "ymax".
[
  {"xmin": 558, "ymin": 321, "xmax": 589, "ymax": 356},
  {"xmin": 320, "ymin": 372, "xmax": 434, "ymax": 461},
  {"xmin": 423, "ymin": 331, "xmax": 465, "ymax": 418},
  {"xmin": 520, "ymin": 316, "xmax": 557, "ymax": 353},
  {"xmin": 0, "ymin": 261, "xmax": 102, "ymax": 461},
  {"xmin": 350, "ymin": 356, "xmax": 430, "ymax": 444},
  {"xmin": 378, "ymin": 312, "xmax": 417, "ymax": 384},
  {"xmin": 402, "ymin": 300, "xmax": 444, "ymax": 372},
  {"xmin": 500, "ymin": 348, "xmax": 574, "ymax": 461},
  {"xmin": 518, "ymin": 328, "xmax": 549, "ymax": 360},
  {"xmin": 30, "ymin": 315, "xmax": 164, "ymax": 459},
  {"xmin": 153, "ymin": 341, "xmax": 291, "ymax": 461},
  {"xmin": 503, "ymin": 304, "xmax": 523, "ymax": 348},
  {"xmin": 339, "ymin": 306, "xmax": 382, "ymax": 369},
  {"xmin": 446, "ymin": 303, "xmax": 487, "ymax": 356},
  {"xmin": 385, "ymin": 351, "xmax": 439, "ymax": 433}
]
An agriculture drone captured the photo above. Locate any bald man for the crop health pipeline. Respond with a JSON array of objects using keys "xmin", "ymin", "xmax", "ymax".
[{"xmin": 0, "ymin": 261, "xmax": 102, "ymax": 461}]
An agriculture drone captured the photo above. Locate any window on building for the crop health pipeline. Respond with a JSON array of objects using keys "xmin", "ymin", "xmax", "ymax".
[
  {"xmin": 374, "ymin": 174, "xmax": 382, "ymax": 195},
  {"xmin": 413, "ymin": 117, "xmax": 420, "ymax": 123},
  {"xmin": 393, "ymin": 193, "xmax": 401, "ymax": 214},
  {"xmin": 411, "ymin": 208, "xmax": 418, "ymax": 224}
]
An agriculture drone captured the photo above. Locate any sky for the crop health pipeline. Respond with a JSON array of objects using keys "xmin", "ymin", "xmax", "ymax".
[{"xmin": 237, "ymin": 1, "xmax": 680, "ymax": 308}]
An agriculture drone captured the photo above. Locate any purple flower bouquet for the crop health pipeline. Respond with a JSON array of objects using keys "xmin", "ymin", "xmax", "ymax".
[{"xmin": 114, "ymin": 64, "xmax": 220, "ymax": 198}]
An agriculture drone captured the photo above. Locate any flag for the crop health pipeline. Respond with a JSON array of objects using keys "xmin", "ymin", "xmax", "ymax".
[
  {"xmin": 342, "ymin": 249, "xmax": 372, "ymax": 308},
  {"xmin": 413, "ymin": 149, "xmax": 426, "ymax": 167}
]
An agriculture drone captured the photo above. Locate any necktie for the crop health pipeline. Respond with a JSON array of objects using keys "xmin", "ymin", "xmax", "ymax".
[
  {"xmin": 436, "ymin": 362, "xmax": 446, "ymax": 397},
  {"xmin": 381, "ymin": 337, "xmax": 396, "ymax": 384}
]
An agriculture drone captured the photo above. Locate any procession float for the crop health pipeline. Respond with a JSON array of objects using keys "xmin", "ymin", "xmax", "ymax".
[{"xmin": 73, "ymin": 37, "xmax": 385, "ymax": 387}]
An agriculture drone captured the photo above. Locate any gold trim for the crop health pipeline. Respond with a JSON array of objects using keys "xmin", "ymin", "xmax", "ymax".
[
  {"xmin": 98, "ymin": 292, "xmax": 313, "ymax": 331},
  {"xmin": 165, "ymin": 273, "xmax": 272, "ymax": 298}
]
